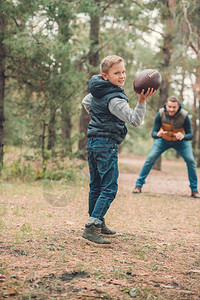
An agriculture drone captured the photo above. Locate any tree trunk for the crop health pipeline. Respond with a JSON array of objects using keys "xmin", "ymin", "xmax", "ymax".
[
  {"xmin": 79, "ymin": 0, "xmax": 100, "ymax": 159},
  {"xmin": 197, "ymin": 96, "xmax": 200, "ymax": 167},
  {"xmin": 153, "ymin": 0, "xmax": 174, "ymax": 170},
  {"xmin": 48, "ymin": 103, "xmax": 57, "ymax": 154},
  {"xmin": 0, "ymin": 14, "xmax": 6, "ymax": 169},
  {"xmin": 191, "ymin": 90, "xmax": 197, "ymax": 150},
  {"xmin": 197, "ymin": 68, "xmax": 200, "ymax": 167},
  {"xmin": 56, "ymin": 9, "xmax": 73, "ymax": 156},
  {"xmin": 42, "ymin": 122, "xmax": 46, "ymax": 171},
  {"xmin": 61, "ymin": 109, "xmax": 72, "ymax": 154},
  {"xmin": 152, "ymin": 58, "xmax": 171, "ymax": 170},
  {"xmin": 181, "ymin": 0, "xmax": 200, "ymax": 166}
]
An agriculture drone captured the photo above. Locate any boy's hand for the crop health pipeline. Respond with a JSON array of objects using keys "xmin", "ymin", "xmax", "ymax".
[{"xmin": 133, "ymin": 87, "xmax": 156, "ymax": 103}]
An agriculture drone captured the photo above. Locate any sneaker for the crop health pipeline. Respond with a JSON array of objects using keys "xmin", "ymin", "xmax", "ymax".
[
  {"xmin": 101, "ymin": 220, "xmax": 116, "ymax": 235},
  {"xmin": 191, "ymin": 191, "xmax": 200, "ymax": 198},
  {"xmin": 82, "ymin": 224, "xmax": 111, "ymax": 244},
  {"xmin": 133, "ymin": 186, "xmax": 142, "ymax": 193}
]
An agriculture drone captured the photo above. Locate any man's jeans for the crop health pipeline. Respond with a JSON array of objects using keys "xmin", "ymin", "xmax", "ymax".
[
  {"xmin": 86, "ymin": 137, "xmax": 119, "ymax": 224},
  {"xmin": 136, "ymin": 138, "xmax": 198, "ymax": 191}
]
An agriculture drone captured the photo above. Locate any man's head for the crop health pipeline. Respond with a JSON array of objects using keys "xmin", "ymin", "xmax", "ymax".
[
  {"xmin": 100, "ymin": 55, "xmax": 126, "ymax": 87},
  {"xmin": 166, "ymin": 96, "xmax": 180, "ymax": 116}
]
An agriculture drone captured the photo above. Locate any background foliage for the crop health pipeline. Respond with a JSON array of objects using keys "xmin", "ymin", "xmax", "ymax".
[{"xmin": 0, "ymin": 0, "xmax": 200, "ymax": 178}]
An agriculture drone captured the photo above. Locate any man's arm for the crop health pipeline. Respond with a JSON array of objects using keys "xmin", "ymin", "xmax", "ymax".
[
  {"xmin": 183, "ymin": 115, "xmax": 193, "ymax": 140},
  {"xmin": 151, "ymin": 112, "xmax": 162, "ymax": 139}
]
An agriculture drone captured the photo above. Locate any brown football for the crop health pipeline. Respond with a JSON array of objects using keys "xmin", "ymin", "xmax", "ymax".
[{"xmin": 133, "ymin": 69, "xmax": 162, "ymax": 94}]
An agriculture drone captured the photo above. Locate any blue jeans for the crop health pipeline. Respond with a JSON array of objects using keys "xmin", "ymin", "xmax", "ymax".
[
  {"xmin": 136, "ymin": 139, "xmax": 198, "ymax": 191},
  {"xmin": 86, "ymin": 137, "xmax": 119, "ymax": 224}
]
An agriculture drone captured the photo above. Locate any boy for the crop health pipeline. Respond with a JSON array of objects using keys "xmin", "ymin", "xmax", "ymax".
[{"xmin": 82, "ymin": 55, "xmax": 155, "ymax": 244}]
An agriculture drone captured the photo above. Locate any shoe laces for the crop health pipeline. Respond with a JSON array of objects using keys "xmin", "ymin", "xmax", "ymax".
[{"xmin": 93, "ymin": 225, "xmax": 102, "ymax": 236}]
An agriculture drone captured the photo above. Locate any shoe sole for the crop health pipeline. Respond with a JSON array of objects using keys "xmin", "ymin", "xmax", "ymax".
[
  {"xmin": 81, "ymin": 236, "xmax": 112, "ymax": 247},
  {"xmin": 101, "ymin": 232, "xmax": 117, "ymax": 236}
]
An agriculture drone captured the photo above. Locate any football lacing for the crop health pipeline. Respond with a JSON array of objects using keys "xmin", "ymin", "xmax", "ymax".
[{"xmin": 148, "ymin": 70, "xmax": 158, "ymax": 78}]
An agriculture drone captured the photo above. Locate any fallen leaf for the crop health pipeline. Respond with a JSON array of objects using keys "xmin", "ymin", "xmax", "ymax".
[
  {"xmin": 0, "ymin": 274, "xmax": 6, "ymax": 282},
  {"xmin": 188, "ymin": 270, "xmax": 200, "ymax": 274},
  {"xmin": 6, "ymin": 288, "xmax": 19, "ymax": 296}
]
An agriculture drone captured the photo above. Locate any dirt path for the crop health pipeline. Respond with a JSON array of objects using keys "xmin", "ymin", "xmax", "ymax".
[
  {"xmin": 118, "ymin": 154, "xmax": 192, "ymax": 196},
  {"xmin": 0, "ymin": 155, "xmax": 199, "ymax": 299}
]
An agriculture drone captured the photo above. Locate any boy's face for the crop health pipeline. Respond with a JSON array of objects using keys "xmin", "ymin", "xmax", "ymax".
[{"xmin": 102, "ymin": 61, "xmax": 126, "ymax": 87}]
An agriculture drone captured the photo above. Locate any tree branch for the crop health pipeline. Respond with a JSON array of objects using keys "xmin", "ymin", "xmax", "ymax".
[
  {"xmin": 102, "ymin": 0, "xmax": 117, "ymax": 13},
  {"xmin": 129, "ymin": 23, "xmax": 164, "ymax": 37},
  {"xmin": 11, "ymin": 17, "xmax": 20, "ymax": 27},
  {"xmin": 102, "ymin": 0, "xmax": 144, "ymax": 13},
  {"xmin": 181, "ymin": 0, "xmax": 199, "ymax": 54}
]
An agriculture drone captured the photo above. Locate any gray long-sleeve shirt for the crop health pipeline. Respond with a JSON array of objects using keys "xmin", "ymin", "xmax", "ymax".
[{"xmin": 82, "ymin": 93, "xmax": 146, "ymax": 127}]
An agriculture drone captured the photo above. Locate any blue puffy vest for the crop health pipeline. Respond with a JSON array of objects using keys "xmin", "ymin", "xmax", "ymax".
[{"xmin": 87, "ymin": 75, "xmax": 129, "ymax": 144}]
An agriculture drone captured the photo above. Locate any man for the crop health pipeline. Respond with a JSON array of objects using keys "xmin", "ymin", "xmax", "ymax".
[{"xmin": 133, "ymin": 95, "xmax": 200, "ymax": 198}]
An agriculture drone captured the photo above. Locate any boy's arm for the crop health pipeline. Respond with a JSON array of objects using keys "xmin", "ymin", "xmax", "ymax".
[
  {"xmin": 82, "ymin": 93, "xmax": 93, "ymax": 114},
  {"xmin": 108, "ymin": 98, "xmax": 146, "ymax": 127}
]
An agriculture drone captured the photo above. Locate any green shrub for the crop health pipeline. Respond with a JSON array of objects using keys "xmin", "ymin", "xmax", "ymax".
[
  {"xmin": 1, "ymin": 159, "xmax": 35, "ymax": 181},
  {"xmin": 2, "ymin": 160, "xmax": 84, "ymax": 183}
]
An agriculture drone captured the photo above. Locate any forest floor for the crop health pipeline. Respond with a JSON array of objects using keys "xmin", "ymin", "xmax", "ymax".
[{"xmin": 0, "ymin": 154, "xmax": 200, "ymax": 299}]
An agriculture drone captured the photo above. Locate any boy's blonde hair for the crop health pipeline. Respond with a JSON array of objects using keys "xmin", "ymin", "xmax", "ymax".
[{"xmin": 100, "ymin": 55, "xmax": 124, "ymax": 74}]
